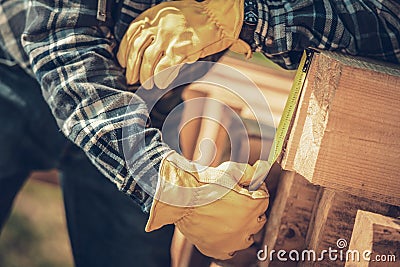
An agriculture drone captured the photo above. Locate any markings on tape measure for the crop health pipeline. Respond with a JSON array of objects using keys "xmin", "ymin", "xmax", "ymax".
[{"xmin": 267, "ymin": 49, "xmax": 314, "ymax": 166}]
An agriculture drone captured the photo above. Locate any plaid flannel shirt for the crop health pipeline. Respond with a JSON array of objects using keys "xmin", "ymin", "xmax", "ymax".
[
  {"xmin": 0, "ymin": 0, "xmax": 399, "ymax": 212},
  {"xmin": 251, "ymin": 0, "xmax": 400, "ymax": 69}
]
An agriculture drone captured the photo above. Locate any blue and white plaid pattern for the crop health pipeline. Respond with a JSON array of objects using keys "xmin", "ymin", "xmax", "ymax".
[
  {"xmin": 254, "ymin": 0, "xmax": 400, "ymax": 69},
  {"xmin": 0, "ymin": 0, "xmax": 399, "ymax": 212},
  {"xmin": 2, "ymin": 0, "xmax": 172, "ymax": 212}
]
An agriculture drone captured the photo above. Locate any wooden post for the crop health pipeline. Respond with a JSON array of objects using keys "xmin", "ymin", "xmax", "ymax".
[
  {"xmin": 179, "ymin": 89, "xmax": 208, "ymax": 160},
  {"xmin": 300, "ymin": 189, "xmax": 393, "ymax": 267},
  {"xmin": 258, "ymin": 171, "xmax": 320, "ymax": 267},
  {"xmin": 171, "ymin": 89, "xmax": 209, "ymax": 267},
  {"xmin": 280, "ymin": 51, "xmax": 400, "ymax": 206},
  {"xmin": 345, "ymin": 210, "xmax": 400, "ymax": 267}
]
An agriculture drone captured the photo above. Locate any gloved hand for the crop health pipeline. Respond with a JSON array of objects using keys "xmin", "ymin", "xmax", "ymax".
[
  {"xmin": 146, "ymin": 151, "xmax": 270, "ymax": 260},
  {"xmin": 117, "ymin": 0, "xmax": 251, "ymax": 89}
]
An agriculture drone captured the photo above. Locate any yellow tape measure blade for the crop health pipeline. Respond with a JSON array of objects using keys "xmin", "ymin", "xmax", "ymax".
[{"xmin": 267, "ymin": 50, "xmax": 314, "ymax": 165}]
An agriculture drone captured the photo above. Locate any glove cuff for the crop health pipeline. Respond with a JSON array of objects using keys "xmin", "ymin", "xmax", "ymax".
[{"xmin": 145, "ymin": 151, "xmax": 189, "ymax": 232}]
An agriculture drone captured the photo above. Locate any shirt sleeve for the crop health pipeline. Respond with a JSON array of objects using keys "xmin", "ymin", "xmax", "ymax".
[
  {"xmin": 0, "ymin": 0, "xmax": 32, "ymax": 73},
  {"xmin": 21, "ymin": 0, "xmax": 172, "ymax": 213},
  {"xmin": 249, "ymin": 0, "xmax": 400, "ymax": 69}
]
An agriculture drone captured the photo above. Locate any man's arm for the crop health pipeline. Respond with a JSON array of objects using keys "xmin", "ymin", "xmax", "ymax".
[
  {"xmin": 0, "ymin": 0, "xmax": 32, "ymax": 73},
  {"xmin": 244, "ymin": 0, "xmax": 400, "ymax": 69},
  {"xmin": 117, "ymin": 0, "xmax": 399, "ymax": 90},
  {"xmin": 20, "ymin": 4, "xmax": 271, "ymax": 260},
  {"xmin": 21, "ymin": 0, "xmax": 171, "ymax": 212}
]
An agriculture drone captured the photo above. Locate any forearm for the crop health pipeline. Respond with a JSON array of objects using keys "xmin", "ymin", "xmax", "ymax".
[
  {"xmin": 21, "ymin": 2, "xmax": 171, "ymax": 212},
  {"xmin": 245, "ymin": 0, "xmax": 400, "ymax": 69}
]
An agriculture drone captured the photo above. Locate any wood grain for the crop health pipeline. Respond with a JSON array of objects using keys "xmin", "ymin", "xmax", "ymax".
[
  {"xmin": 259, "ymin": 171, "xmax": 320, "ymax": 267},
  {"xmin": 345, "ymin": 210, "xmax": 400, "ymax": 267},
  {"xmin": 300, "ymin": 189, "xmax": 392, "ymax": 267},
  {"xmin": 281, "ymin": 51, "xmax": 400, "ymax": 206}
]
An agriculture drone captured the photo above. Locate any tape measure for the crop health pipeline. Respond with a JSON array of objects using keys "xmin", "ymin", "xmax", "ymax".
[{"xmin": 267, "ymin": 49, "xmax": 314, "ymax": 167}]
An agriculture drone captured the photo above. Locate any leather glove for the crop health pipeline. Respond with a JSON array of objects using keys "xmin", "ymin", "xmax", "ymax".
[
  {"xmin": 146, "ymin": 151, "xmax": 270, "ymax": 260},
  {"xmin": 117, "ymin": 0, "xmax": 251, "ymax": 89}
]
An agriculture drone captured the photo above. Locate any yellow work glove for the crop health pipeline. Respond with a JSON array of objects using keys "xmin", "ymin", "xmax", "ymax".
[
  {"xmin": 117, "ymin": 0, "xmax": 251, "ymax": 89},
  {"xmin": 146, "ymin": 151, "xmax": 270, "ymax": 260}
]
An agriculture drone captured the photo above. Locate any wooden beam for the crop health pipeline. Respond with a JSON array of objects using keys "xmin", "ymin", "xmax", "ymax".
[
  {"xmin": 180, "ymin": 89, "xmax": 208, "ymax": 161},
  {"xmin": 259, "ymin": 171, "xmax": 320, "ymax": 267},
  {"xmin": 281, "ymin": 51, "xmax": 400, "ymax": 206},
  {"xmin": 300, "ymin": 189, "xmax": 393, "ymax": 267},
  {"xmin": 345, "ymin": 210, "xmax": 400, "ymax": 267}
]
